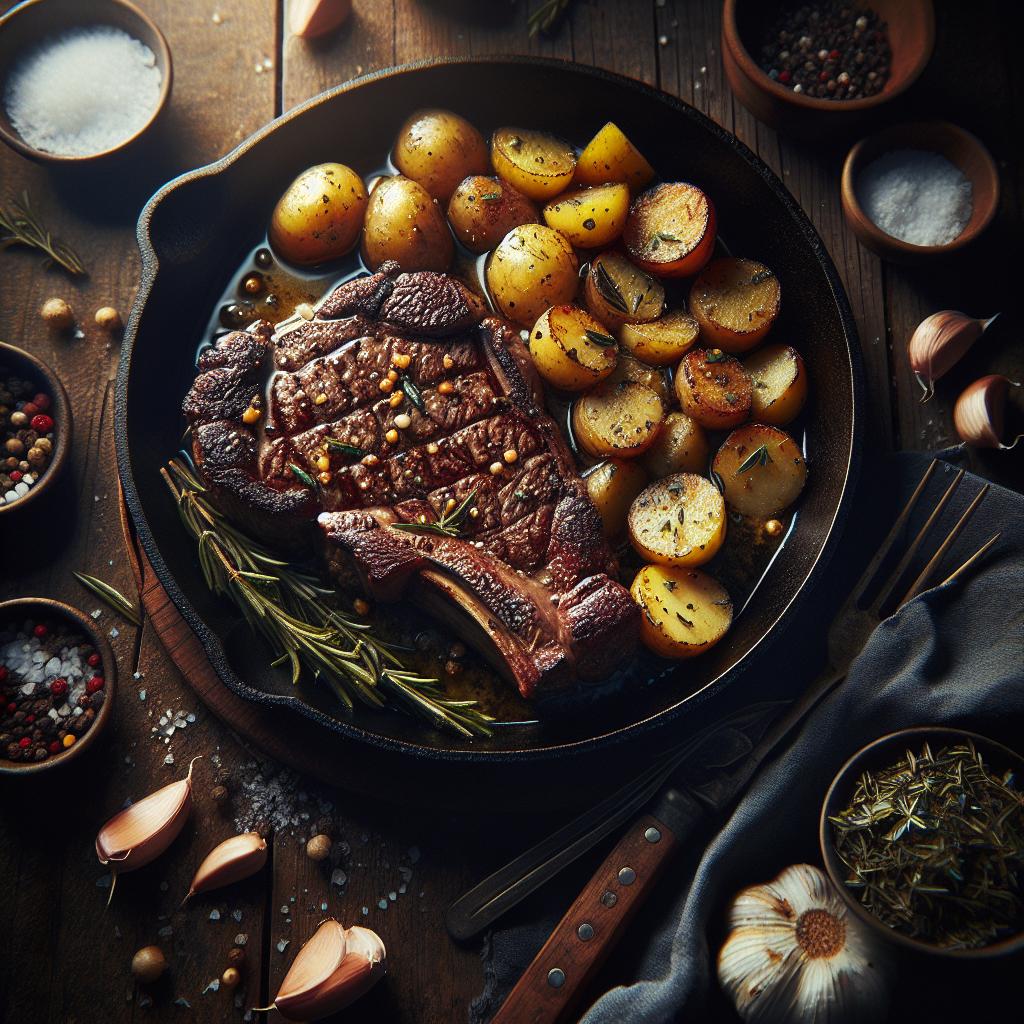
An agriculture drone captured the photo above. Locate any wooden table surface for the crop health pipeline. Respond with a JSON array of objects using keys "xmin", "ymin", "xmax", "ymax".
[{"xmin": 1, "ymin": 2, "xmax": 1020, "ymax": 1022}]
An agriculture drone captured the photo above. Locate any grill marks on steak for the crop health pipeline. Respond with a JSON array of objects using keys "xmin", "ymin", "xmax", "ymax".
[{"xmin": 184, "ymin": 262, "xmax": 639, "ymax": 699}]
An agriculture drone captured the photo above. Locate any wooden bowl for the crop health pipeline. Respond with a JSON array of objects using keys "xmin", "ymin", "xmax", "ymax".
[
  {"xmin": 820, "ymin": 726, "xmax": 1024, "ymax": 959},
  {"xmin": 722, "ymin": 0, "xmax": 935, "ymax": 136},
  {"xmin": 840, "ymin": 121, "xmax": 999, "ymax": 263},
  {"xmin": 0, "ymin": 598, "xmax": 117, "ymax": 776},
  {"xmin": 0, "ymin": 0, "xmax": 172, "ymax": 164},
  {"xmin": 0, "ymin": 341, "xmax": 72, "ymax": 517}
]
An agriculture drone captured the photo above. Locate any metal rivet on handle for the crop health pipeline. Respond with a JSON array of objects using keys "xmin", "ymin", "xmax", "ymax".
[
  {"xmin": 644, "ymin": 826, "xmax": 661, "ymax": 843},
  {"xmin": 618, "ymin": 866, "xmax": 636, "ymax": 885},
  {"xmin": 577, "ymin": 923, "xmax": 594, "ymax": 941},
  {"xmin": 601, "ymin": 890, "xmax": 617, "ymax": 907},
  {"xmin": 547, "ymin": 968, "xmax": 565, "ymax": 988}
]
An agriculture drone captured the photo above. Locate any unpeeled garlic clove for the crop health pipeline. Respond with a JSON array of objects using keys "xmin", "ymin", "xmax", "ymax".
[
  {"xmin": 953, "ymin": 374, "xmax": 1023, "ymax": 449},
  {"xmin": 185, "ymin": 832, "xmax": 268, "ymax": 901},
  {"xmin": 908, "ymin": 310, "xmax": 998, "ymax": 402},
  {"xmin": 289, "ymin": 0, "xmax": 352, "ymax": 39}
]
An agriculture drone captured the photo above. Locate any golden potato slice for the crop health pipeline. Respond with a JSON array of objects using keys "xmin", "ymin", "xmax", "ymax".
[
  {"xmin": 392, "ymin": 109, "xmax": 490, "ymax": 203},
  {"xmin": 447, "ymin": 175, "xmax": 539, "ymax": 254},
  {"xmin": 583, "ymin": 252, "xmax": 664, "ymax": 331},
  {"xmin": 529, "ymin": 305, "xmax": 618, "ymax": 391},
  {"xmin": 631, "ymin": 564, "xmax": 732, "ymax": 659},
  {"xmin": 574, "ymin": 122, "xmax": 656, "ymax": 192},
  {"xmin": 542, "ymin": 183, "xmax": 630, "ymax": 248},
  {"xmin": 619, "ymin": 309, "xmax": 700, "ymax": 367},
  {"xmin": 361, "ymin": 175, "xmax": 453, "ymax": 272},
  {"xmin": 269, "ymin": 163, "xmax": 368, "ymax": 266},
  {"xmin": 585, "ymin": 459, "xmax": 649, "ymax": 536},
  {"xmin": 690, "ymin": 258, "xmax": 781, "ymax": 352},
  {"xmin": 628, "ymin": 473, "xmax": 725, "ymax": 567},
  {"xmin": 486, "ymin": 224, "xmax": 579, "ymax": 327},
  {"xmin": 642, "ymin": 412, "xmax": 709, "ymax": 479},
  {"xmin": 623, "ymin": 183, "xmax": 717, "ymax": 278},
  {"xmin": 572, "ymin": 380, "xmax": 664, "ymax": 458},
  {"xmin": 491, "ymin": 127, "xmax": 577, "ymax": 201},
  {"xmin": 744, "ymin": 343, "xmax": 808, "ymax": 425},
  {"xmin": 605, "ymin": 352, "xmax": 670, "ymax": 405},
  {"xmin": 675, "ymin": 348, "xmax": 752, "ymax": 430},
  {"xmin": 712, "ymin": 423, "xmax": 807, "ymax": 518}
]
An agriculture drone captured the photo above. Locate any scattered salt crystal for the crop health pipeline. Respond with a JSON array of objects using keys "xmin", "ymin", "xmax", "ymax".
[
  {"xmin": 331, "ymin": 869, "xmax": 347, "ymax": 888},
  {"xmin": 377, "ymin": 899, "xmax": 388, "ymax": 910},
  {"xmin": 91, "ymin": 610, "xmax": 102, "ymax": 619},
  {"xmin": 138, "ymin": 993, "xmax": 153, "ymax": 1009},
  {"xmin": 362, "ymin": 906, "xmax": 369, "ymax": 916},
  {"xmin": 276, "ymin": 939, "xmax": 289, "ymax": 953},
  {"xmin": 399, "ymin": 882, "xmax": 407, "ymax": 895},
  {"xmin": 234, "ymin": 933, "xmax": 248, "ymax": 946},
  {"xmin": 164, "ymin": 753, "xmax": 174, "ymax": 765},
  {"xmin": 20, "ymin": 682, "xmax": 34, "ymax": 696},
  {"xmin": 280, "ymin": 905, "xmax": 288, "ymax": 914},
  {"xmin": 138, "ymin": 689, "xmax": 147, "ymax": 701},
  {"xmin": 232, "ymin": 909, "xmax": 243, "ymax": 922},
  {"xmin": 174, "ymin": 997, "xmax": 192, "ymax": 1008},
  {"xmin": 321, "ymin": 902, "xmax": 328, "ymax": 912},
  {"xmin": 109, "ymin": 627, "xmax": 119, "ymax": 639},
  {"xmin": 203, "ymin": 978, "xmax": 220, "ymax": 994},
  {"xmin": 209, "ymin": 909, "xmax": 220, "ymax": 921}
]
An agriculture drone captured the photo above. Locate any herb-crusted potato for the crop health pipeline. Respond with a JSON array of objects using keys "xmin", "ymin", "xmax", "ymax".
[
  {"xmin": 486, "ymin": 224, "xmax": 579, "ymax": 327},
  {"xmin": 574, "ymin": 122, "xmax": 655, "ymax": 192},
  {"xmin": 623, "ymin": 182, "xmax": 717, "ymax": 278},
  {"xmin": 361, "ymin": 175, "xmax": 453, "ymax": 272},
  {"xmin": 642, "ymin": 411, "xmax": 709, "ymax": 479},
  {"xmin": 712, "ymin": 423, "xmax": 807, "ymax": 518},
  {"xmin": 619, "ymin": 309, "xmax": 700, "ymax": 367},
  {"xmin": 269, "ymin": 163, "xmax": 368, "ymax": 266},
  {"xmin": 492, "ymin": 127, "xmax": 577, "ymax": 201},
  {"xmin": 631, "ymin": 564, "xmax": 732, "ymax": 659},
  {"xmin": 392, "ymin": 108, "xmax": 490, "ymax": 203},
  {"xmin": 585, "ymin": 459, "xmax": 649, "ymax": 536},
  {"xmin": 744, "ymin": 343, "xmax": 808, "ymax": 425},
  {"xmin": 572, "ymin": 380, "xmax": 664, "ymax": 458},
  {"xmin": 542, "ymin": 183, "xmax": 630, "ymax": 248},
  {"xmin": 690, "ymin": 258, "xmax": 781, "ymax": 352},
  {"xmin": 447, "ymin": 176, "xmax": 539, "ymax": 254},
  {"xmin": 583, "ymin": 252, "xmax": 664, "ymax": 331},
  {"xmin": 529, "ymin": 305, "xmax": 618, "ymax": 391},
  {"xmin": 675, "ymin": 348, "xmax": 753, "ymax": 430},
  {"xmin": 628, "ymin": 473, "xmax": 725, "ymax": 567}
]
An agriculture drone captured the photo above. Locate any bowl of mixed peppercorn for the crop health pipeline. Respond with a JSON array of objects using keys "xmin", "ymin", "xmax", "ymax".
[
  {"xmin": 0, "ymin": 341, "xmax": 72, "ymax": 516},
  {"xmin": 0, "ymin": 598, "xmax": 117, "ymax": 774},
  {"xmin": 722, "ymin": 0, "xmax": 935, "ymax": 134}
]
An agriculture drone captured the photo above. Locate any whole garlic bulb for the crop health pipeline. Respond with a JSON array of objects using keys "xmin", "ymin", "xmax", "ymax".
[{"xmin": 717, "ymin": 864, "xmax": 888, "ymax": 1024}]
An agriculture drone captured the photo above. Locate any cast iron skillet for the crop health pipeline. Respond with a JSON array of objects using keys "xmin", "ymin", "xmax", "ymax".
[{"xmin": 116, "ymin": 57, "xmax": 862, "ymax": 764}]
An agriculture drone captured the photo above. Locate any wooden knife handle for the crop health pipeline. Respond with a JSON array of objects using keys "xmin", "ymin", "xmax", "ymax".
[{"xmin": 490, "ymin": 814, "xmax": 678, "ymax": 1024}]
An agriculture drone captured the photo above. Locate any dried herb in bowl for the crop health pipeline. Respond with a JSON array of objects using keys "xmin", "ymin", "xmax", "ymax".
[{"xmin": 829, "ymin": 739, "xmax": 1024, "ymax": 950}]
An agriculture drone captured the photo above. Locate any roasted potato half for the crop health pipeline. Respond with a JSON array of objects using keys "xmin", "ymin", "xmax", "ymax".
[
  {"xmin": 628, "ymin": 473, "xmax": 725, "ymax": 567},
  {"xmin": 486, "ymin": 224, "xmax": 579, "ymax": 327},
  {"xmin": 605, "ymin": 352, "xmax": 670, "ymax": 405},
  {"xmin": 585, "ymin": 459, "xmax": 649, "ymax": 536},
  {"xmin": 583, "ymin": 252, "xmax": 664, "ymax": 331},
  {"xmin": 744, "ymin": 343, "xmax": 808, "ymax": 425},
  {"xmin": 361, "ymin": 175, "xmax": 453, "ymax": 272},
  {"xmin": 690, "ymin": 258, "xmax": 781, "ymax": 352},
  {"xmin": 623, "ymin": 183, "xmax": 717, "ymax": 278},
  {"xmin": 675, "ymin": 348, "xmax": 753, "ymax": 430},
  {"xmin": 574, "ymin": 122, "xmax": 655, "ymax": 192},
  {"xmin": 269, "ymin": 163, "xmax": 368, "ymax": 266},
  {"xmin": 492, "ymin": 127, "xmax": 577, "ymax": 201},
  {"xmin": 447, "ymin": 176, "xmax": 539, "ymax": 254},
  {"xmin": 542, "ymin": 183, "xmax": 630, "ymax": 248},
  {"xmin": 631, "ymin": 564, "xmax": 732, "ymax": 659},
  {"xmin": 572, "ymin": 380, "xmax": 664, "ymax": 458},
  {"xmin": 642, "ymin": 411, "xmax": 709, "ymax": 479},
  {"xmin": 392, "ymin": 109, "xmax": 490, "ymax": 203},
  {"xmin": 619, "ymin": 309, "xmax": 700, "ymax": 367},
  {"xmin": 712, "ymin": 423, "xmax": 807, "ymax": 518},
  {"xmin": 529, "ymin": 305, "xmax": 618, "ymax": 391}
]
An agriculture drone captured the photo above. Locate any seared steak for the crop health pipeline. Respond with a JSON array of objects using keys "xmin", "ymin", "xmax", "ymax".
[{"xmin": 184, "ymin": 262, "xmax": 639, "ymax": 699}]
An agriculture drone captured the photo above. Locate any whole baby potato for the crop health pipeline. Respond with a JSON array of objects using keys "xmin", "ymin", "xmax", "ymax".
[
  {"xmin": 269, "ymin": 162, "xmax": 368, "ymax": 266},
  {"xmin": 485, "ymin": 224, "xmax": 578, "ymax": 327},
  {"xmin": 447, "ymin": 176, "xmax": 539, "ymax": 254},
  {"xmin": 392, "ymin": 109, "xmax": 490, "ymax": 203},
  {"xmin": 361, "ymin": 175, "xmax": 454, "ymax": 272}
]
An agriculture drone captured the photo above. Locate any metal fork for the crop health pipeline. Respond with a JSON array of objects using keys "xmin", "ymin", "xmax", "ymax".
[{"xmin": 445, "ymin": 460, "xmax": 1001, "ymax": 942}]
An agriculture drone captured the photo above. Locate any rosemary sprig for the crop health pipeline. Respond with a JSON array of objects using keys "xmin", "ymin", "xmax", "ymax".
[
  {"xmin": 162, "ymin": 458, "xmax": 493, "ymax": 738},
  {"xmin": 400, "ymin": 374, "xmax": 426, "ymax": 414},
  {"xmin": 481, "ymin": 192, "xmax": 501, "ymax": 202},
  {"xmin": 393, "ymin": 489, "xmax": 478, "ymax": 539},
  {"xmin": 528, "ymin": 0, "xmax": 573, "ymax": 36},
  {"xmin": 585, "ymin": 329, "xmax": 616, "ymax": 348},
  {"xmin": 325, "ymin": 439, "xmax": 370, "ymax": 459},
  {"xmin": 73, "ymin": 572, "xmax": 141, "ymax": 626},
  {"xmin": 288, "ymin": 462, "xmax": 317, "ymax": 488},
  {"xmin": 594, "ymin": 259, "xmax": 629, "ymax": 314},
  {"xmin": 736, "ymin": 444, "xmax": 773, "ymax": 474},
  {"xmin": 0, "ymin": 191, "xmax": 86, "ymax": 276}
]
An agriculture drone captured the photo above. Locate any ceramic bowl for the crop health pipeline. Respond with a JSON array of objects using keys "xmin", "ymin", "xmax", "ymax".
[
  {"xmin": 0, "ymin": 0, "xmax": 172, "ymax": 163},
  {"xmin": 820, "ymin": 725, "xmax": 1024, "ymax": 959},
  {"xmin": 0, "ymin": 341, "xmax": 72, "ymax": 517},
  {"xmin": 0, "ymin": 597, "xmax": 117, "ymax": 775},
  {"xmin": 722, "ymin": 0, "xmax": 935, "ymax": 136},
  {"xmin": 840, "ymin": 120, "xmax": 1000, "ymax": 262}
]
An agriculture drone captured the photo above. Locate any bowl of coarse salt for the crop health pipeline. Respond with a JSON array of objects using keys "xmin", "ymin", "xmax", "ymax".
[
  {"xmin": 0, "ymin": 0, "xmax": 172, "ymax": 163},
  {"xmin": 841, "ymin": 121, "xmax": 999, "ymax": 263}
]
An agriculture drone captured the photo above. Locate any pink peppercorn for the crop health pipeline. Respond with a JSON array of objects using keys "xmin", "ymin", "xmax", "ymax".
[
  {"xmin": 86, "ymin": 676, "xmax": 104, "ymax": 694},
  {"xmin": 87, "ymin": 652, "xmax": 101, "ymax": 668},
  {"xmin": 30, "ymin": 414, "xmax": 54, "ymax": 433},
  {"xmin": 48, "ymin": 741, "xmax": 61, "ymax": 754},
  {"xmin": 5, "ymin": 702, "xmax": 15, "ymax": 714},
  {"xmin": 0, "ymin": 666, "xmax": 7, "ymax": 682},
  {"xmin": 33, "ymin": 393, "xmax": 50, "ymax": 411},
  {"xmin": 33, "ymin": 624, "xmax": 47, "ymax": 638},
  {"xmin": 50, "ymin": 678, "xmax": 68, "ymax": 697},
  {"xmin": 18, "ymin": 737, "xmax": 30, "ymax": 749}
]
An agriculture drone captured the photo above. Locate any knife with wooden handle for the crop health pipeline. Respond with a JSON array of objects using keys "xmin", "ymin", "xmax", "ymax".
[{"xmin": 490, "ymin": 788, "xmax": 703, "ymax": 1024}]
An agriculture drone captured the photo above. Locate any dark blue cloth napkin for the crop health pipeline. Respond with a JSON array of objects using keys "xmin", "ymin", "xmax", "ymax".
[{"xmin": 470, "ymin": 453, "xmax": 1024, "ymax": 1023}]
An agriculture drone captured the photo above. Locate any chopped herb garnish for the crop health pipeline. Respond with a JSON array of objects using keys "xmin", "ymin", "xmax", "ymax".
[
  {"xmin": 705, "ymin": 349, "xmax": 728, "ymax": 364},
  {"xmin": 481, "ymin": 192, "xmax": 501, "ymax": 201},
  {"xmin": 288, "ymin": 463, "xmax": 317, "ymax": 488},
  {"xmin": 393, "ymin": 488, "xmax": 478, "ymax": 539},
  {"xmin": 401, "ymin": 374, "xmax": 426, "ymax": 414},
  {"xmin": 749, "ymin": 269, "xmax": 774, "ymax": 286},
  {"xmin": 676, "ymin": 612, "xmax": 694, "ymax": 627},
  {"xmin": 325, "ymin": 439, "xmax": 370, "ymax": 459},
  {"xmin": 585, "ymin": 329, "xmax": 617, "ymax": 348},
  {"xmin": 736, "ymin": 444, "xmax": 773, "ymax": 474},
  {"xmin": 594, "ymin": 260, "xmax": 630, "ymax": 314}
]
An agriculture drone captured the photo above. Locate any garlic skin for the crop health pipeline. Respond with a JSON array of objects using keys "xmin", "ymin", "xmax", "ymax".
[
  {"xmin": 908, "ymin": 310, "xmax": 997, "ymax": 402},
  {"xmin": 185, "ymin": 832, "xmax": 267, "ymax": 901},
  {"xmin": 717, "ymin": 864, "xmax": 888, "ymax": 1024},
  {"xmin": 953, "ymin": 374, "xmax": 1022, "ymax": 449},
  {"xmin": 289, "ymin": 0, "xmax": 352, "ymax": 39}
]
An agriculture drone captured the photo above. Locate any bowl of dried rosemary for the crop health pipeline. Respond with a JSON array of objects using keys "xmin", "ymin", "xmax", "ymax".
[{"xmin": 821, "ymin": 726, "xmax": 1024, "ymax": 958}]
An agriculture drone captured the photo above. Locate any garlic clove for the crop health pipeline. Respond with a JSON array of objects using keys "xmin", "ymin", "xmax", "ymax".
[
  {"xmin": 185, "ymin": 832, "xmax": 268, "ymax": 901},
  {"xmin": 289, "ymin": 0, "xmax": 352, "ymax": 39},
  {"xmin": 908, "ymin": 310, "xmax": 998, "ymax": 403},
  {"xmin": 273, "ymin": 919, "xmax": 347, "ymax": 1019},
  {"xmin": 954, "ymin": 374, "xmax": 1023, "ymax": 449}
]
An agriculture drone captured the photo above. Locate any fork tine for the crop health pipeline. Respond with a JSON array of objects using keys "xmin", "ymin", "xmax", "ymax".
[
  {"xmin": 935, "ymin": 532, "xmax": 1001, "ymax": 590},
  {"xmin": 896, "ymin": 484, "xmax": 989, "ymax": 609}
]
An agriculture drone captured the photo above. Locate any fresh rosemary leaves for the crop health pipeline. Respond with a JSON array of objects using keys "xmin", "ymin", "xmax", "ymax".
[
  {"xmin": 528, "ymin": 0, "xmax": 572, "ymax": 36},
  {"xmin": 0, "ymin": 191, "xmax": 86, "ymax": 275},
  {"xmin": 393, "ymin": 489, "xmax": 478, "ymax": 539},
  {"xmin": 736, "ymin": 444, "xmax": 773, "ymax": 474},
  {"xmin": 73, "ymin": 572, "xmax": 141, "ymax": 626}
]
